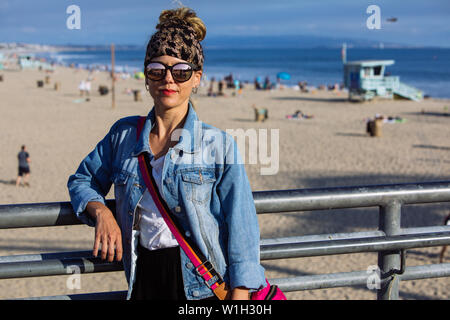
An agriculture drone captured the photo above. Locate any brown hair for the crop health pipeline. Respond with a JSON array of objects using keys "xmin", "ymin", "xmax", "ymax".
[
  {"xmin": 144, "ymin": 7, "xmax": 206, "ymax": 70},
  {"xmin": 157, "ymin": 7, "xmax": 206, "ymax": 42}
]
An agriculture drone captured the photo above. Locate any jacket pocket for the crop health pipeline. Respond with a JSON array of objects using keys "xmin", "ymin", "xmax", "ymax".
[
  {"xmin": 113, "ymin": 171, "xmax": 129, "ymax": 186},
  {"xmin": 180, "ymin": 168, "xmax": 216, "ymax": 204},
  {"xmin": 112, "ymin": 171, "xmax": 131, "ymax": 215}
]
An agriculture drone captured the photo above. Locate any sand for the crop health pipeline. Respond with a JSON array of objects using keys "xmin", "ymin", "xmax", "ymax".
[{"xmin": 0, "ymin": 66, "xmax": 449, "ymax": 300}]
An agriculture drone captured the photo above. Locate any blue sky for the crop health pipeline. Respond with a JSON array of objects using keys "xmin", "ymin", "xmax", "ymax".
[{"xmin": 1, "ymin": 0, "xmax": 449, "ymax": 47}]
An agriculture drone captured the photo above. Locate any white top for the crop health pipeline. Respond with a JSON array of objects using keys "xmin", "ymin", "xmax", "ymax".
[{"xmin": 137, "ymin": 155, "xmax": 178, "ymax": 250}]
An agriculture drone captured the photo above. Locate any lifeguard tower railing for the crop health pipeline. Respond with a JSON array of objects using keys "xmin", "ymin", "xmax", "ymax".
[
  {"xmin": 0, "ymin": 181, "xmax": 449, "ymax": 300},
  {"xmin": 360, "ymin": 76, "xmax": 422, "ymax": 102}
]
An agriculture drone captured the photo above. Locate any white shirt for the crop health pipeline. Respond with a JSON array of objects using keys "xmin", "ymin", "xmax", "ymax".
[{"xmin": 137, "ymin": 155, "xmax": 178, "ymax": 250}]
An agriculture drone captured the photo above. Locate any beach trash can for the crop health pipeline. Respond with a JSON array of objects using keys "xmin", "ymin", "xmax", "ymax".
[
  {"xmin": 98, "ymin": 85, "xmax": 109, "ymax": 96},
  {"xmin": 368, "ymin": 119, "xmax": 382, "ymax": 137},
  {"xmin": 54, "ymin": 81, "xmax": 60, "ymax": 91},
  {"xmin": 373, "ymin": 119, "xmax": 382, "ymax": 137},
  {"xmin": 37, "ymin": 80, "xmax": 44, "ymax": 88},
  {"xmin": 45, "ymin": 75, "xmax": 50, "ymax": 84},
  {"xmin": 133, "ymin": 90, "xmax": 142, "ymax": 102}
]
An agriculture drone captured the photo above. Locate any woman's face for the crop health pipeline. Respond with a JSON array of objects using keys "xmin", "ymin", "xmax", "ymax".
[{"xmin": 146, "ymin": 55, "xmax": 202, "ymax": 111}]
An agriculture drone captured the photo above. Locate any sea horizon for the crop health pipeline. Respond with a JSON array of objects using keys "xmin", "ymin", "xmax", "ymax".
[{"xmin": 2, "ymin": 43, "xmax": 449, "ymax": 99}]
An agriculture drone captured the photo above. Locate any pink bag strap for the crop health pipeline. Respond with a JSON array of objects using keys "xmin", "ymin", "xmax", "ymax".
[{"xmin": 136, "ymin": 116, "xmax": 230, "ymax": 300}]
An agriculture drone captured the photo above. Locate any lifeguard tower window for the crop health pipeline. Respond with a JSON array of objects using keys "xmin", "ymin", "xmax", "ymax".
[
  {"xmin": 364, "ymin": 67, "xmax": 370, "ymax": 77},
  {"xmin": 374, "ymin": 66, "xmax": 382, "ymax": 76}
]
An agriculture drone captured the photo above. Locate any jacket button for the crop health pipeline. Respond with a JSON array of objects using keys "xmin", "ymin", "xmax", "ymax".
[
  {"xmin": 175, "ymin": 206, "xmax": 181, "ymax": 213},
  {"xmin": 192, "ymin": 290, "xmax": 199, "ymax": 297},
  {"xmin": 186, "ymin": 262, "xmax": 193, "ymax": 269},
  {"xmin": 171, "ymin": 153, "xmax": 175, "ymax": 160},
  {"xmin": 185, "ymin": 231, "xmax": 191, "ymax": 237},
  {"xmin": 128, "ymin": 211, "xmax": 133, "ymax": 216}
]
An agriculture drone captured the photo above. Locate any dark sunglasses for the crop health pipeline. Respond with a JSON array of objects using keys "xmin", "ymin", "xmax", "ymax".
[{"xmin": 145, "ymin": 62, "xmax": 199, "ymax": 82}]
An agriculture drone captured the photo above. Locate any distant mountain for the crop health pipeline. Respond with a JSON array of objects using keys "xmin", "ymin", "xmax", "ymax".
[
  {"xmin": 3, "ymin": 34, "xmax": 425, "ymax": 53},
  {"xmin": 202, "ymin": 35, "xmax": 418, "ymax": 49},
  {"xmin": 53, "ymin": 44, "xmax": 144, "ymax": 51}
]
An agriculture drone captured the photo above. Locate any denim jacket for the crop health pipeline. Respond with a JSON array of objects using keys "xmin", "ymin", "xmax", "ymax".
[{"xmin": 67, "ymin": 103, "xmax": 266, "ymax": 300}]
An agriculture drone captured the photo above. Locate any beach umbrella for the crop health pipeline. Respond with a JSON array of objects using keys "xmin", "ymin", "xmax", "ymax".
[
  {"xmin": 134, "ymin": 72, "xmax": 145, "ymax": 79},
  {"xmin": 277, "ymin": 72, "xmax": 291, "ymax": 80}
]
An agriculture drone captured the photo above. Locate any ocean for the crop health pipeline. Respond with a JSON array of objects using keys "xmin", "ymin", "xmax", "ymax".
[{"xmin": 44, "ymin": 47, "xmax": 450, "ymax": 98}]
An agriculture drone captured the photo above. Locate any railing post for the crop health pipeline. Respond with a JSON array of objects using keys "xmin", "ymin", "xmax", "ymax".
[{"xmin": 377, "ymin": 201, "xmax": 402, "ymax": 300}]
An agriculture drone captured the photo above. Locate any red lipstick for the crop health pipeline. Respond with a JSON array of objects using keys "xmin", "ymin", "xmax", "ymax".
[{"xmin": 161, "ymin": 89, "xmax": 177, "ymax": 96}]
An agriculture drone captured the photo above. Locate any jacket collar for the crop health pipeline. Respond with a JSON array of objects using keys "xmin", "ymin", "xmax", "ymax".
[{"xmin": 132, "ymin": 102, "xmax": 201, "ymax": 157}]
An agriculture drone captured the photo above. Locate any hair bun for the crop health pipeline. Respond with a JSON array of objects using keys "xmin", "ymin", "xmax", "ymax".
[{"xmin": 157, "ymin": 7, "xmax": 206, "ymax": 42}]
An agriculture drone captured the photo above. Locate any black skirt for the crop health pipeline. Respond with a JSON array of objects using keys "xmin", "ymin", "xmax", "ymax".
[
  {"xmin": 131, "ymin": 244, "xmax": 186, "ymax": 300},
  {"xmin": 130, "ymin": 244, "xmax": 220, "ymax": 300}
]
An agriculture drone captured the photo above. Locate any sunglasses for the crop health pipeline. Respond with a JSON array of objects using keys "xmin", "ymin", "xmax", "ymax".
[{"xmin": 145, "ymin": 62, "xmax": 199, "ymax": 82}]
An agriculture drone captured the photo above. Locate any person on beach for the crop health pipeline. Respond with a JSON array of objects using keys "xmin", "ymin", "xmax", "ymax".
[
  {"xmin": 67, "ymin": 7, "xmax": 266, "ymax": 300},
  {"xmin": 78, "ymin": 80, "xmax": 87, "ymax": 96},
  {"xmin": 439, "ymin": 212, "xmax": 450, "ymax": 263},
  {"xmin": 79, "ymin": 75, "xmax": 93, "ymax": 98},
  {"xmin": 16, "ymin": 145, "xmax": 31, "ymax": 187}
]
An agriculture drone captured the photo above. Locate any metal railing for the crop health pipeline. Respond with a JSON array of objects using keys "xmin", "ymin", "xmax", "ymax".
[{"xmin": 1, "ymin": 181, "xmax": 449, "ymax": 300}]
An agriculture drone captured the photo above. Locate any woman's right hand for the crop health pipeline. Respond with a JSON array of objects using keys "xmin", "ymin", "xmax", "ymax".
[{"xmin": 86, "ymin": 201, "xmax": 123, "ymax": 262}]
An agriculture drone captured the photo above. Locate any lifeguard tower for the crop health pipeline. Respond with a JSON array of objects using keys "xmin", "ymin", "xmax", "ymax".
[{"xmin": 343, "ymin": 60, "xmax": 423, "ymax": 102}]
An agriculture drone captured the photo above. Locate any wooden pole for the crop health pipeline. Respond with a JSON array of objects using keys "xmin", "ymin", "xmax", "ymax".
[{"xmin": 111, "ymin": 43, "xmax": 115, "ymax": 109}]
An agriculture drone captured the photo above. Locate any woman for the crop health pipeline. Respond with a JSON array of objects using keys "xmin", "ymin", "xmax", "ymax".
[{"xmin": 67, "ymin": 7, "xmax": 266, "ymax": 300}]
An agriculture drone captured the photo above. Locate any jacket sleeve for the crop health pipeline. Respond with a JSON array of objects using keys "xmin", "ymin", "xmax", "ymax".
[
  {"xmin": 216, "ymin": 133, "xmax": 266, "ymax": 290},
  {"xmin": 67, "ymin": 128, "xmax": 115, "ymax": 227}
]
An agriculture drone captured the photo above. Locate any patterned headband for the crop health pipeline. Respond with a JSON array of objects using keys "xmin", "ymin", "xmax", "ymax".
[{"xmin": 144, "ymin": 19, "xmax": 204, "ymax": 70}]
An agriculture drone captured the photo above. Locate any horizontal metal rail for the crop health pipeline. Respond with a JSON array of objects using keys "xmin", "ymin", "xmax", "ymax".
[
  {"xmin": 21, "ymin": 291, "xmax": 128, "ymax": 300},
  {"xmin": 253, "ymin": 181, "xmax": 450, "ymax": 213},
  {"xmin": 273, "ymin": 263, "xmax": 450, "ymax": 292},
  {"xmin": 260, "ymin": 231, "xmax": 450, "ymax": 260},
  {"xmin": 0, "ymin": 257, "xmax": 122, "ymax": 280},
  {"xmin": 1, "ymin": 181, "xmax": 449, "ymax": 229},
  {"xmin": 19, "ymin": 263, "xmax": 450, "ymax": 300},
  {"xmin": 0, "ymin": 181, "xmax": 449, "ymax": 300},
  {"xmin": 1, "ymin": 229, "xmax": 449, "ymax": 280}
]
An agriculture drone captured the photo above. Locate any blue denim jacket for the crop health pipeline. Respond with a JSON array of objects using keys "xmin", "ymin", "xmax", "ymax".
[{"xmin": 67, "ymin": 103, "xmax": 266, "ymax": 300}]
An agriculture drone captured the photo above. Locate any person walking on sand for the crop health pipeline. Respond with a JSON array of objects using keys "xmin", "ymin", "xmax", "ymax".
[
  {"xmin": 16, "ymin": 145, "xmax": 31, "ymax": 187},
  {"xmin": 67, "ymin": 7, "xmax": 266, "ymax": 301}
]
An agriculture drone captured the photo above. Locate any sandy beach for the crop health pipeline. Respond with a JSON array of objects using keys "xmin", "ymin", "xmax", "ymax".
[{"xmin": 0, "ymin": 65, "xmax": 449, "ymax": 300}]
